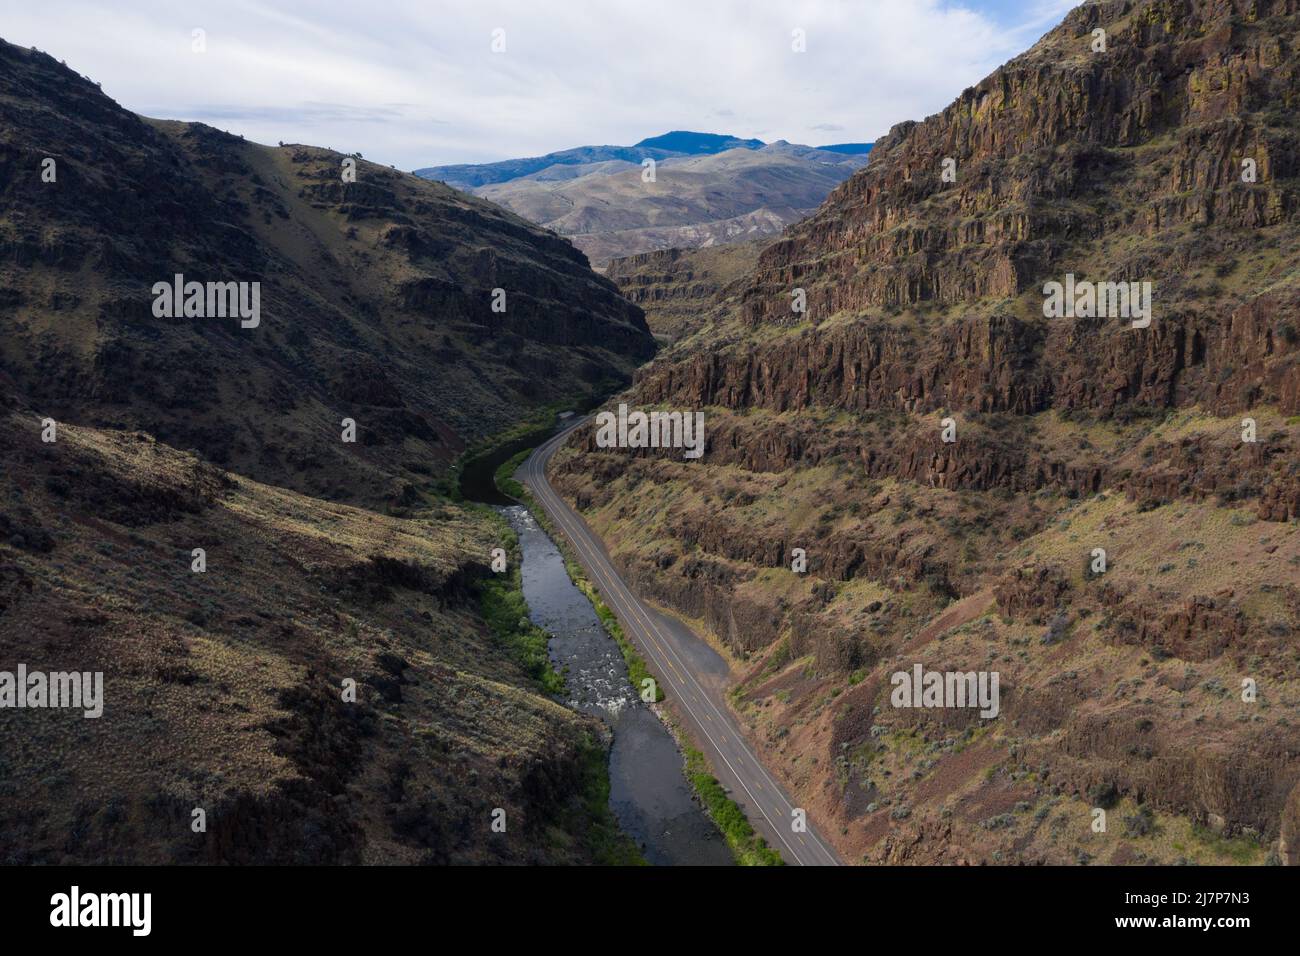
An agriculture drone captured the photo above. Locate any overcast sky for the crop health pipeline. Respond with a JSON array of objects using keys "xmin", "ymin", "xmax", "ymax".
[{"xmin": 4, "ymin": 0, "xmax": 1077, "ymax": 170}]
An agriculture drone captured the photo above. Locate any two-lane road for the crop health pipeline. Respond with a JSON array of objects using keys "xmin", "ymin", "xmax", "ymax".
[{"xmin": 521, "ymin": 422, "xmax": 842, "ymax": 866}]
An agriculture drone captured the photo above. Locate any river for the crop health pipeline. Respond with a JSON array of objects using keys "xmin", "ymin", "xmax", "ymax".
[{"xmin": 501, "ymin": 505, "xmax": 732, "ymax": 866}]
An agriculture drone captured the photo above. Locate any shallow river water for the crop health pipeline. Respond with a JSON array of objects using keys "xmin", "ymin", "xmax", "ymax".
[{"xmin": 501, "ymin": 505, "xmax": 732, "ymax": 866}]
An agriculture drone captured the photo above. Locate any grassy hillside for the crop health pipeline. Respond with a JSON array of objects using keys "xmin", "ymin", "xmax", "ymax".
[{"xmin": 0, "ymin": 37, "xmax": 655, "ymax": 864}]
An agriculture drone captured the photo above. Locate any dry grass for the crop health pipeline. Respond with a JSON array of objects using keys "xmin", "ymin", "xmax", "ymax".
[{"xmin": 0, "ymin": 412, "xmax": 612, "ymax": 864}]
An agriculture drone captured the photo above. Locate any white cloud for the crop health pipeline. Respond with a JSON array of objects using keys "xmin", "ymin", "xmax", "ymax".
[{"xmin": 2, "ymin": 0, "xmax": 1075, "ymax": 169}]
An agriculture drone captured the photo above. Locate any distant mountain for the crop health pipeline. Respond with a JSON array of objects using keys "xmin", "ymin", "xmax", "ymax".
[
  {"xmin": 631, "ymin": 131, "xmax": 764, "ymax": 153},
  {"xmin": 419, "ymin": 134, "xmax": 872, "ymax": 266},
  {"xmin": 413, "ymin": 130, "xmax": 765, "ymax": 190},
  {"xmin": 415, "ymin": 144, "xmax": 678, "ymax": 190},
  {"xmin": 817, "ymin": 142, "xmax": 874, "ymax": 155}
]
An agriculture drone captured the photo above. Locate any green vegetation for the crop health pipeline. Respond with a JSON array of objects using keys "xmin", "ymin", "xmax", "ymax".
[
  {"xmin": 683, "ymin": 745, "xmax": 784, "ymax": 865},
  {"xmin": 465, "ymin": 400, "xmax": 569, "ymax": 464},
  {"xmin": 1190, "ymin": 822, "xmax": 1266, "ymax": 865},
  {"xmin": 1122, "ymin": 805, "xmax": 1157, "ymax": 838},
  {"xmin": 573, "ymin": 733, "xmax": 648, "ymax": 865},
  {"xmin": 452, "ymin": 400, "xmax": 576, "ymax": 502},
  {"xmin": 476, "ymin": 506, "xmax": 644, "ymax": 865},
  {"xmin": 456, "ymin": 422, "xmax": 553, "ymax": 502},
  {"xmin": 760, "ymin": 636, "xmax": 792, "ymax": 679},
  {"xmin": 476, "ymin": 531, "xmax": 565, "ymax": 697},
  {"xmin": 493, "ymin": 448, "xmax": 531, "ymax": 500},
  {"xmin": 456, "ymin": 386, "xmax": 620, "ymax": 503}
]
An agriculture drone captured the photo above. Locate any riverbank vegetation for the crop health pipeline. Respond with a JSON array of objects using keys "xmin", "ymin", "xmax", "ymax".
[
  {"xmin": 493, "ymin": 452, "xmax": 782, "ymax": 866},
  {"xmin": 475, "ymin": 523, "xmax": 644, "ymax": 865},
  {"xmin": 475, "ymin": 528, "xmax": 565, "ymax": 696},
  {"xmin": 504, "ymin": 466, "xmax": 668, "ymax": 705},
  {"xmin": 683, "ymin": 746, "xmax": 785, "ymax": 866},
  {"xmin": 494, "ymin": 448, "xmax": 531, "ymax": 500}
]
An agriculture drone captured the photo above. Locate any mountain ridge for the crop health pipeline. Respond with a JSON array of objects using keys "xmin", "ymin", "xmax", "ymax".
[
  {"xmin": 0, "ymin": 36, "xmax": 651, "ymax": 865},
  {"xmin": 413, "ymin": 130, "xmax": 872, "ymax": 190},
  {"xmin": 0, "ymin": 37, "xmax": 655, "ymax": 508},
  {"xmin": 551, "ymin": 0, "xmax": 1300, "ymax": 866},
  {"xmin": 442, "ymin": 137, "xmax": 873, "ymax": 267}
]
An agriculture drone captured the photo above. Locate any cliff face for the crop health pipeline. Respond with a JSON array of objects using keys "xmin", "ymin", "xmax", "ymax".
[
  {"xmin": 639, "ymin": 0, "xmax": 1299, "ymax": 421},
  {"xmin": 638, "ymin": 294, "xmax": 1299, "ymax": 419},
  {"xmin": 742, "ymin": 0, "xmax": 1295, "ymax": 321},
  {"xmin": 555, "ymin": 0, "xmax": 1300, "ymax": 865},
  {"xmin": 604, "ymin": 241, "xmax": 765, "ymax": 341},
  {"xmin": 0, "ymin": 39, "xmax": 654, "ymax": 509}
]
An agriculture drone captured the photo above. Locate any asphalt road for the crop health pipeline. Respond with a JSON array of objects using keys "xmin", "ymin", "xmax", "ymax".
[{"xmin": 521, "ymin": 422, "xmax": 842, "ymax": 866}]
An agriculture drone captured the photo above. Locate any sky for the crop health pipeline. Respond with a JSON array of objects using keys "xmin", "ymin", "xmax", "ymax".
[{"xmin": 3, "ymin": 0, "xmax": 1078, "ymax": 170}]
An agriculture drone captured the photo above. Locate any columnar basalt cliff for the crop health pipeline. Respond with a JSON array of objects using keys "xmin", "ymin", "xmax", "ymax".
[
  {"xmin": 554, "ymin": 0, "xmax": 1300, "ymax": 865},
  {"xmin": 636, "ymin": 293, "xmax": 1300, "ymax": 419},
  {"xmin": 735, "ymin": 0, "xmax": 1297, "ymax": 327}
]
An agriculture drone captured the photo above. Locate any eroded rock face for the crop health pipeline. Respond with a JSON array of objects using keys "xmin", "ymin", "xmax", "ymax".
[
  {"xmin": 605, "ymin": 241, "xmax": 766, "ymax": 341},
  {"xmin": 557, "ymin": 0, "xmax": 1300, "ymax": 864},
  {"xmin": 629, "ymin": 0, "xmax": 1299, "ymax": 437},
  {"xmin": 635, "ymin": 293, "xmax": 1299, "ymax": 421},
  {"xmin": 738, "ymin": 0, "xmax": 1298, "ymax": 323}
]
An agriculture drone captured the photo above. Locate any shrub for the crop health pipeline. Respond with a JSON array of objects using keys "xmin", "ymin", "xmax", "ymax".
[
  {"xmin": 1088, "ymin": 781, "xmax": 1119, "ymax": 809},
  {"xmin": 684, "ymin": 746, "xmax": 784, "ymax": 865},
  {"xmin": 1124, "ymin": 806, "xmax": 1156, "ymax": 838}
]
